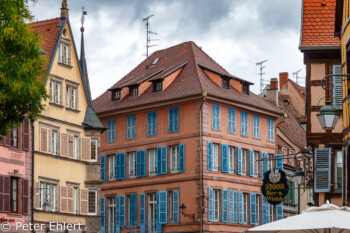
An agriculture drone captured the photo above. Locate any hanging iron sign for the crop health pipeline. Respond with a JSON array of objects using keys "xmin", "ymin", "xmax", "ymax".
[{"xmin": 261, "ymin": 169, "xmax": 289, "ymax": 205}]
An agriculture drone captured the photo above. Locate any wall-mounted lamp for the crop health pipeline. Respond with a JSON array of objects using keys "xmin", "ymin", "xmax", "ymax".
[{"xmin": 179, "ymin": 203, "xmax": 195, "ymax": 222}]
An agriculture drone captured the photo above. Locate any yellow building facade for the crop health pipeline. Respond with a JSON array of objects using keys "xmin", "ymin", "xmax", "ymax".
[{"xmin": 30, "ymin": 2, "xmax": 104, "ymax": 232}]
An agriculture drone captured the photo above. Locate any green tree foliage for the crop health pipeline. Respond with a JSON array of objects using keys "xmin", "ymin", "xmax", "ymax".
[{"xmin": 0, "ymin": 0, "xmax": 48, "ymax": 137}]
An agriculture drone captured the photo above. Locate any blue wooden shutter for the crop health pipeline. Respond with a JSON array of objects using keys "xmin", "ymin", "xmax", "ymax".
[
  {"xmin": 212, "ymin": 105, "xmax": 216, "ymax": 130},
  {"xmin": 127, "ymin": 116, "xmax": 131, "ymax": 139},
  {"xmin": 333, "ymin": 65, "xmax": 342, "ymax": 109},
  {"xmin": 157, "ymin": 147, "xmax": 162, "ymax": 175},
  {"xmin": 121, "ymin": 153, "xmax": 125, "ymax": 179},
  {"xmin": 172, "ymin": 190, "xmax": 179, "ymax": 223},
  {"xmin": 245, "ymin": 113, "xmax": 248, "ymax": 136},
  {"xmin": 112, "ymin": 119, "xmax": 116, "ymax": 141},
  {"xmin": 207, "ymin": 142, "xmax": 213, "ymax": 171},
  {"xmin": 261, "ymin": 152, "xmax": 267, "ymax": 178},
  {"xmin": 233, "ymin": 191, "xmax": 238, "ymax": 223},
  {"xmin": 140, "ymin": 193, "xmax": 146, "ymax": 233},
  {"xmin": 237, "ymin": 147, "xmax": 242, "ymax": 175},
  {"xmin": 130, "ymin": 194, "xmax": 137, "ymax": 226},
  {"xmin": 161, "ymin": 146, "xmax": 167, "ymax": 174},
  {"xmin": 136, "ymin": 150, "xmax": 142, "ymax": 177},
  {"xmin": 169, "ymin": 108, "xmax": 174, "ymax": 132},
  {"xmin": 238, "ymin": 192, "xmax": 243, "ymax": 224},
  {"xmin": 100, "ymin": 155, "xmax": 106, "ymax": 182},
  {"xmin": 100, "ymin": 197, "xmax": 105, "ymax": 233},
  {"xmin": 153, "ymin": 112, "xmax": 157, "ymax": 135},
  {"xmin": 157, "ymin": 191, "xmax": 167, "ymax": 224},
  {"xmin": 257, "ymin": 116, "xmax": 260, "ymax": 138},
  {"xmin": 132, "ymin": 116, "xmax": 136, "ymax": 138},
  {"xmin": 115, "ymin": 196, "xmax": 120, "ymax": 229},
  {"xmin": 179, "ymin": 143, "xmax": 185, "ymax": 173},
  {"xmin": 141, "ymin": 150, "xmax": 146, "ymax": 177},
  {"xmin": 174, "ymin": 108, "xmax": 179, "ymax": 132},
  {"xmin": 262, "ymin": 196, "xmax": 268, "ymax": 224},
  {"xmin": 276, "ymin": 202, "xmax": 283, "ymax": 221},
  {"xmin": 208, "ymin": 188, "xmax": 213, "ymax": 221},
  {"xmin": 250, "ymin": 193, "xmax": 256, "ymax": 225},
  {"xmin": 116, "ymin": 153, "xmax": 121, "ymax": 180},
  {"xmin": 222, "ymin": 190, "xmax": 228, "ymax": 222},
  {"xmin": 276, "ymin": 154, "xmax": 283, "ymax": 170},
  {"xmin": 107, "ymin": 120, "xmax": 111, "ymax": 142},
  {"xmin": 217, "ymin": 106, "xmax": 220, "ymax": 130},
  {"xmin": 240, "ymin": 113, "xmax": 244, "ymax": 135},
  {"xmin": 314, "ymin": 148, "xmax": 331, "ymax": 192},
  {"xmin": 249, "ymin": 149, "xmax": 254, "ymax": 177},
  {"xmin": 228, "ymin": 109, "xmax": 232, "ymax": 133},
  {"xmin": 147, "ymin": 113, "xmax": 152, "ymax": 136},
  {"xmin": 229, "ymin": 190, "xmax": 234, "ymax": 223},
  {"xmin": 120, "ymin": 195, "xmax": 126, "ymax": 226},
  {"xmin": 221, "ymin": 144, "xmax": 229, "ymax": 173}
]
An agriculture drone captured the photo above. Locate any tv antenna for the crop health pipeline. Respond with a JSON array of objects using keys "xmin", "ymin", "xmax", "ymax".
[
  {"xmin": 293, "ymin": 69, "xmax": 304, "ymax": 85},
  {"xmin": 143, "ymin": 14, "xmax": 158, "ymax": 69},
  {"xmin": 256, "ymin": 60, "xmax": 268, "ymax": 92}
]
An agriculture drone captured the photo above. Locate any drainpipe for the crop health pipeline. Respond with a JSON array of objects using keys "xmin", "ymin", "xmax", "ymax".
[
  {"xmin": 199, "ymin": 91, "xmax": 207, "ymax": 233},
  {"xmin": 30, "ymin": 118, "xmax": 35, "ymax": 232}
]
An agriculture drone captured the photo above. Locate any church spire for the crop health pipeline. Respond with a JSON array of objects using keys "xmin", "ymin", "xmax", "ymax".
[{"xmin": 60, "ymin": 0, "xmax": 69, "ymax": 19}]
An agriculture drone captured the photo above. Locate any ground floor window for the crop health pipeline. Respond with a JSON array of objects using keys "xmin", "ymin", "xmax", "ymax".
[
  {"xmin": 88, "ymin": 190, "xmax": 97, "ymax": 215},
  {"xmin": 243, "ymin": 193, "xmax": 248, "ymax": 224},
  {"xmin": 148, "ymin": 193, "xmax": 157, "ymax": 232},
  {"xmin": 213, "ymin": 189, "xmax": 220, "ymax": 221},
  {"xmin": 108, "ymin": 197, "xmax": 115, "ymax": 233}
]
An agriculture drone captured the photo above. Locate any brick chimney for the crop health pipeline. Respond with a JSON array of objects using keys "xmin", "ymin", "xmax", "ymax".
[
  {"xmin": 266, "ymin": 78, "xmax": 279, "ymax": 106},
  {"xmin": 60, "ymin": 0, "xmax": 69, "ymax": 19},
  {"xmin": 279, "ymin": 72, "xmax": 288, "ymax": 90}
]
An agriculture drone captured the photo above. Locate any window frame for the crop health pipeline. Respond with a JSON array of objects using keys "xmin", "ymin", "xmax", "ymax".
[
  {"xmin": 39, "ymin": 182, "xmax": 56, "ymax": 212},
  {"xmin": 58, "ymin": 41, "xmax": 71, "ymax": 65},
  {"xmin": 212, "ymin": 144, "xmax": 219, "ymax": 171},
  {"xmin": 243, "ymin": 193, "xmax": 248, "ymax": 224},
  {"xmin": 11, "ymin": 127, "xmax": 19, "ymax": 148},
  {"xmin": 49, "ymin": 79, "xmax": 62, "ymax": 105},
  {"xmin": 253, "ymin": 151, "xmax": 259, "ymax": 177},
  {"xmin": 88, "ymin": 190, "xmax": 98, "ymax": 216},
  {"xmin": 66, "ymin": 85, "xmax": 78, "ymax": 110},
  {"xmin": 109, "ymin": 155, "xmax": 116, "ymax": 180},
  {"xmin": 222, "ymin": 77, "xmax": 230, "ymax": 89},
  {"xmin": 240, "ymin": 112, "xmax": 248, "ymax": 136},
  {"xmin": 149, "ymin": 149, "xmax": 157, "ymax": 176},
  {"xmin": 241, "ymin": 149, "xmax": 247, "ymax": 175},
  {"xmin": 229, "ymin": 146, "xmax": 235, "ymax": 173},
  {"xmin": 153, "ymin": 80, "xmax": 163, "ymax": 92},
  {"xmin": 108, "ymin": 197, "xmax": 116, "ymax": 233},
  {"xmin": 90, "ymin": 139, "xmax": 98, "ymax": 162},
  {"xmin": 170, "ymin": 145, "xmax": 179, "ymax": 173},
  {"xmin": 213, "ymin": 189, "xmax": 220, "ymax": 221},
  {"xmin": 112, "ymin": 89, "xmax": 121, "ymax": 101},
  {"xmin": 52, "ymin": 131, "xmax": 57, "ymax": 155},
  {"xmin": 253, "ymin": 115, "xmax": 260, "ymax": 139},
  {"xmin": 335, "ymin": 149, "xmax": 343, "ymax": 192},
  {"xmin": 128, "ymin": 152, "xmax": 137, "ymax": 178},
  {"xmin": 148, "ymin": 193, "xmax": 157, "ymax": 232},
  {"xmin": 10, "ymin": 177, "xmax": 19, "ymax": 214},
  {"xmin": 129, "ymin": 85, "xmax": 138, "ymax": 97},
  {"xmin": 267, "ymin": 119, "xmax": 275, "ymax": 142}
]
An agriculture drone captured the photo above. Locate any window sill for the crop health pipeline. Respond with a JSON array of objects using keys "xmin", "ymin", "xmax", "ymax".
[
  {"xmin": 8, "ymin": 213, "xmax": 22, "ymax": 217},
  {"xmin": 240, "ymin": 134, "xmax": 249, "ymax": 138},
  {"xmin": 58, "ymin": 62, "xmax": 73, "ymax": 69},
  {"xmin": 211, "ymin": 128, "xmax": 221, "ymax": 132},
  {"xmin": 8, "ymin": 147, "xmax": 23, "ymax": 153},
  {"xmin": 49, "ymin": 102, "xmax": 64, "ymax": 108},
  {"xmin": 66, "ymin": 107, "xmax": 80, "ymax": 113},
  {"xmin": 126, "ymin": 138, "xmax": 136, "ymax": 140},
  {"xmin": 253, "ymin": 137, "xmax": 261, "ymax": 140}
]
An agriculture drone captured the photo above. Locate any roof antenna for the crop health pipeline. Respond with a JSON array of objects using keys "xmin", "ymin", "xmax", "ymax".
[
  {"xmin": 256, "ymin": 60, "xmax": 268, "ymax": 92},
  {"xmin": 293, "ymin": 69, "xmax": 304, "ymax": 85},
  {"xmin": 143, "ymin": 15, "xmax": 158, "ymax": 70}
]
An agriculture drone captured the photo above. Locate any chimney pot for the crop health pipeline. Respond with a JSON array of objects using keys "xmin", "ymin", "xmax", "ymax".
[
  {"xmin": 270, "ymin": 78, "xmax": 278, "ymax": 89},
  {"xmin": 279, "ymin": 72, "xmax": 288, "ymax": 90}
]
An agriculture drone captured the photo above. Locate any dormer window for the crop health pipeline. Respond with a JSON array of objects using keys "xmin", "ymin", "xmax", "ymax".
[
  {"xmin": 112, "ymin": 89, "xmax": 120, "ymax": 101},
  {"xmin": 222, "ymin": 77, "xmax": 230, "ymax": 89},
  {"xmin": 129, "ymin": 86, "xmax": 138, "ymax": 97},
  {"xmin": 242, "ymin": 83, "xmax": 250, "ymax": 95},
  {"xmin": 153, "ymin": 80, "xmax": 163, "ymax": 92}
]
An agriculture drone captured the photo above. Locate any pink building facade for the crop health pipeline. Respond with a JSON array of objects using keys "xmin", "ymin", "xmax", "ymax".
[{"xmin": 0, "ymin": 119, "xmax": 32, "ymax": 230}]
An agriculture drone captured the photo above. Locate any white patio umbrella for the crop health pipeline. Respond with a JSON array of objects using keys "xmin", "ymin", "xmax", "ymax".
[{"xmin": 245, "ymin": 202, "xmax": 350, "ymax": 233}]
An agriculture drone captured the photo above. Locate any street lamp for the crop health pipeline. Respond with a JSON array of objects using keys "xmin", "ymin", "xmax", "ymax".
[
  {"xmin": 316, "ymin": 101, "xmax": 340, "ymax": 130},
  {"xmin": 179, "ymin": 203, "xmax": 195, "ymax": 222},
  {"xmin": 294, "ymin": 170, "xmax": 305, "ymax": 214}
]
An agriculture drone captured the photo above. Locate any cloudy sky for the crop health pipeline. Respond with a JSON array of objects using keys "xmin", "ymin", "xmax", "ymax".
[{"xmin": 29, "ymin": 0, "xmax": 305, "ymax": 99}]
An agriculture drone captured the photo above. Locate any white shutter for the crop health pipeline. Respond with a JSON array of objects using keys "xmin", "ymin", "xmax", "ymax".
[
  {"xmin": 314, "ymin": 148, "xmax": 331, "ymax": 193},
  {"xmin": 333, "ymin": 65, "xmax": 343, "ymax": 109}
]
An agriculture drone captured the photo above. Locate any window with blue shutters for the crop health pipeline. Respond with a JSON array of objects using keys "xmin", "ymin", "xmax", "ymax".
[
  {"xmin": 136, "ymin": 150, "xmax": 146, "ymax": 177},
  {"xmin": 156, "ymin": 146, "xmax": 167, "ymax": 175},
  {"xmin": 221, "ymin": 144, "xmax": 229, "ymax": 173},
  {"xmin": 127, "ymin": 116, "xmax": 136, "ymax": 139},
  {"xmin": 100, "ymin": 197, "xmax": 106, "ymax": 233},
  {"xmin": 140, "ymin": 194, "xmax": 146, "ymax": 233},
  {"xmin": 107, "ymin": 119, "xmax": 116, "ymax": 142},
  {"xmin": 157, "ymin": 191, "xmax": 167, "ymax": 224},
  {"xmin": 129, "ymin": 194, "xmax": 137, "ymax": 226},
  {"xmin": 253, "ymin": 115, "xmax": 260, "ymax": 138},
  {"xmin": 100, "ymin": 155, "xmax": 106, "ymax": 182},
  {"xmin": 222, "ymin": 190, "xmax": 228, "ymax": 222},
  {"xmin": 171, "ymin": 190, "xmax": 179, "ymax": 223},
  {"xmin": 228, "ymin": 109, "xmax": 236, "ymax": 133},
  {"xmin": 240, "ymin": 112, "xmax": 248, "ymax": 136},
  {"xmin": 147, "ymin": 112, "xmax": 157, "ymax": 136},
  {"xmin": 267, "ymin": 119, "xmax": 275, "ymax": 142},
  {"xmin": 169, "ymin": 108, "xmax": 179, "ymax": 133},
  {"xmin": 212, "ymin": 105, "xmax": 221, "ymax": 130},
  {"xmin": 250, "ymin": 193, "xmax": 256, "ymax": 225},
  {"xmin": 116, "ymin": 153, "xmax": 125, "ymax": 180}
]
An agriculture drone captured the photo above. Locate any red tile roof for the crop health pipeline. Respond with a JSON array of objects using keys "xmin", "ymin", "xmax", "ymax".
[
  {"xmin": 28, "ymin": 18, "xmax": 61, "ymax": 66},
  {"xmin": 93, "ymin": 41, "xmax": 281, "ymax": 115},
  {"xmin": 301, "ymin": 0, "xmax": 340, "ymax": 47}
]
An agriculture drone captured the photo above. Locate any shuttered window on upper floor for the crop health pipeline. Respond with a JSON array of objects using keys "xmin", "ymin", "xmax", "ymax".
[
  {"xmin": 107, "ymin": 119, "xmax": 116, "ymax": 142},
  {"xmin": 127, "ymin": 116, "xmax": 136, "ymax": 139},
  {"xmin": 212, "ymin": 105, "xmax": 221, "ymax": 130},
  {"xmin": 147, "ymin": 112, "xmax": 157, "ymax": 136},
  {"xmin": 240, "ymin": 112, "xmax": 248, "ymax": 136},
  {"xmin": 332, "ymin": 65, "xmax": 342, "ymax": 110},
  {"xmin": 314, "ymin": 148, "xmax": 331, "ymax": 193}
]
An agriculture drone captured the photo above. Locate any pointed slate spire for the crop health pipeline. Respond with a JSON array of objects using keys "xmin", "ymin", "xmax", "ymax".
[{"xmin": 79, "ymin": 8, "xmax": 105, "ymax": 130}]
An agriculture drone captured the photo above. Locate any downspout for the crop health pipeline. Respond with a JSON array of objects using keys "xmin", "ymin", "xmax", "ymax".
[
  {"xmin": 30, "ymin": 118, "xmax": 35, "ymax": 231},
  {"xmin": 199, "ymin": 91, "xmax": 207, "ymax": 233}
]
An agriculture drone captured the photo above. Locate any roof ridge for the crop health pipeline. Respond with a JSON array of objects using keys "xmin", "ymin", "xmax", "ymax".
[
  {"xmin": 189, "ymin": 42, "xmax": 204, "ymax": 92},
  {"xmin": 29, "ymin": 17, "xmax": 60, "ymax": 26}
]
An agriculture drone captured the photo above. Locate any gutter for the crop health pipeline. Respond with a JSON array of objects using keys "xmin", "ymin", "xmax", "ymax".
[
  {"xmin": 199, "ymin": 91, "xmax": 207, "ymax": 233},
  {"xmin": 30, "ymin": 118, "xmax": 35, "ymax": 232}
]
